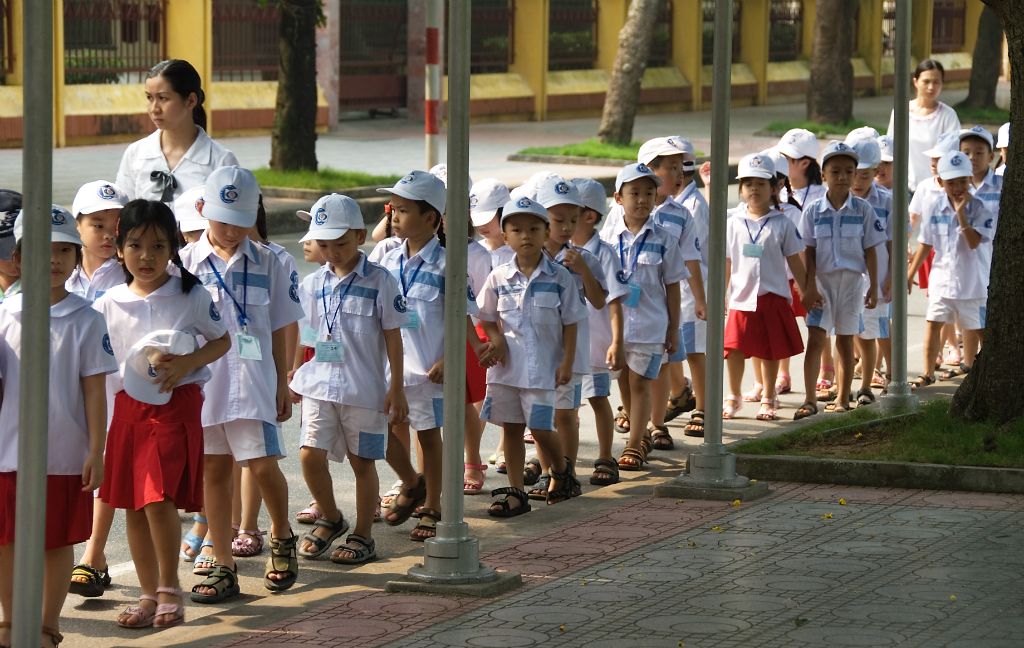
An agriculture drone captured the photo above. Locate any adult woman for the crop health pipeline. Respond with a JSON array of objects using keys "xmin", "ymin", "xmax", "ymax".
[
  {"xmin": 116, "ymin": 59, "xmax": 238, "ymax": 203},
  {"xmin": 887, "ymin": 59, "xmax": 961, "ymax": 191}
]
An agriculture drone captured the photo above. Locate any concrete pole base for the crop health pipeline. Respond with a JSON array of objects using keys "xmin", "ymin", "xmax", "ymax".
[
  {"xmin": 387, "ymin": 565, "xmax": 522, "ymax": 597},
  {"xmin": 881, "ymin": 388, "xmax": 920, "ymax": 414},
  {"xmin": 653, "ymin": 449, "xmax": 770, "ymax": 501}
]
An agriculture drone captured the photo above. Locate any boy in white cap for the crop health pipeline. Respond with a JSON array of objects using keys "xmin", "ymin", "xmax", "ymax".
[
  {"xmin": 68, "ymin": 180, "xmax": 129, "ymax": 301},
  {"xmin": 180, "ymin": 165, "xmax": 304, "ymax": 601},
  {"xmin": 797, "ymin": 142, "xmax": 885, "ymax": 418},
  {"xmin": 907, "ymin": 151, "xmax": 994, "ymax": 386},
  {"xmin": 290, "ymin": 193, "xmax": 409, "ymax": 563},
  {"xmin": 601, "ymin": 163, "xmax": 685, "ymax": 469},
  {"xmin": 875, "ymin": 135, "xmax": 895, "ymax": 190},
  {"xmin": 995, "ymin": 122, "xmax": 1009, "ymax": 176},
  {"xmin": 477, "ymin": 197, "xmax": 587, "ymax": 516},
  {"xmin": 960, "ymin": 126, "xmax": 1002, "ymax": 292}
]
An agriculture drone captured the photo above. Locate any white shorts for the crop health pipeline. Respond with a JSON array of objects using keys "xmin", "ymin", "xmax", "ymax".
[
  {"xmin": 926, "ymin": 296, "xmax": 986, "ymax": 330},
  {"xmin": 582, "ymin": 370, "xmax": 616, "ymax": 399},
  {"xmin": 668, "ymin": 319, "xmax": 708, "ymax": 361},
  {"xmin": 806, "ymin": 270, "xmax": 865, "ymax": 336},
  {"xmin": 859, "ymin": 303, "xmax": 891, "ymax": 340},
  {"xmin": 625, "ymin": 343, "xmax": 664, "ymax": 380},
  {"xmin": 555, "ymin": 374, "xmax": 584, "ymax": 410},
  {"xmin": 480, "ymin": 384, "xmax": 556, "ymax": 431},
  {"xmin": 300, "ymin": 398, "xmax": 388, "ymax": 461},
  {"xmin": 204, "ymin": 419, "xmax": 286, "ymax": 464},
  {"xmin": 405, "ymin": 381, "xmax": 444, "ymax": 431}
]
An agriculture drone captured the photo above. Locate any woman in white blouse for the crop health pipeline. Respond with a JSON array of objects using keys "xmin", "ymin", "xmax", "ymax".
[{"xmin": 116, "ymin": 59, "xmax": 238, "ymax": 204}]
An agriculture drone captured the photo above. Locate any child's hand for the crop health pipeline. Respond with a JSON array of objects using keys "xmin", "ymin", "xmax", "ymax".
[
  {"xmin": 475, "ymin": 341, "xmax": 497, "ymax": 368},
  {"xmin": 555, "ymin": 362, "xmax": 573, "ymax": 386},
  {"xmin": 699, "ymin": 161, "xmax": 712, "ymax": 188},
  {"xmin": 864, "ymin": 288, "xmax": 878, "ymax": 310},
  {"xmin": 153, "ymin": 353, "xmax": 196, "ymax": 392},
  {"xmin": 801, "ymin": 288, "xmax": 823, "ymax": 312},
  {"xmin": 483, "ymin": 338, "xmax": 508, "ymax": 367},
  {"xmin": 427, "ymin": 359, "xmax": 444, "ymax": 384},
  {"xmin": 606, "ymin": 341, "xmax": 624, "ymax": 372},
  {"xmin": 882, "ymin": 275, "xmax": 892, "ymax": 303},
  {"xmin": 560, "ymin": 247, "xmax": 585, "ymax": 274},
  {"xmin": 695, "ymin": 299, "xmax": 708, "ymax": 321},
  {"xmin": 906, "ymin": 271, "xmax": 916, "ymax": 295},
  {"xmin": 81, "ymin": 452, "xmax": 103, "ymax": 492},
  {"xmin": 276, "ymin": 381, "xmax": 292, "ymax": 422},
  {"xmin": 665, "ymin": 326, "xmax": 679, "ymax": 356},
  {"xmin": 385, "ymin": 386, "xmax": 409, "ymax": 423},
  {"xmin": 290, "ymin": 388, "xmax": 302, "ymax": 404}
]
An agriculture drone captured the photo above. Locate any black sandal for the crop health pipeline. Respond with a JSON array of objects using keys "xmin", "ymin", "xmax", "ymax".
[
  {"xmin": 190, "ymin": 564, "xmax": 240, "ymax": 604},
  {"xmin": 546, "ymin": 459, "xmax": 580, "ymax": 505},
  {"xmin": 410, "ymin": 508, "xmax": 440, "ymax": 542},
  {"xmin": 528, "ymin": 474, "xmax": 551, "ymax": 500},
  {"xmin": 383, "ymin": 474, "xmax": 427, "ymax": 526},
  {"xmin": 911, "ymin": 374, "xmax": 936, "ymax": 390},
  {"xmin": 650, "ymin": 424, "xmax": 675, "ymax": 450},
  {"xmin": 664, "ymin": 384, "xmax": 696, "ymax": 422},
  {"xmin": 590, "ymin": 458, "xmax": 620, "ymax": 486},
  {"xmin": 297, "ymin": 515, "xmax": 349, "ymax": 559},
  {"xmin": 793, "ymin": 402, "xmax": 818, "ymax": 420},
  {"xmin": 855, "ymin": 388, "xmax": 876, "ymax": 406},
  {"xmin": 683, "ymin": 410, "xmax": 705, "ymax": 438},
  {"xmin": 69, "ymin": 563, "xmax": 111, "ymax": 598},
  {"xmin": 488, "ymin": 487, "xmax": 531, "ymax": 518},
  {"xmin": 264, "ymin": 533, "xmax": 299, "ymax": 591},
  {"xmin": 331, "ymin": 534, "xmax": 377, "ymax": 564},
  {"xmin": 617, "ymin": 447, "xmax": 646, "ymax": 471},
  {"xmin": 523, "ymin": 457, "xmax": 542, "ymax": 486}
]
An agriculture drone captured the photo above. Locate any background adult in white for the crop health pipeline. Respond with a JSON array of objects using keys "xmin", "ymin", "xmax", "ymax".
[
  {"xmin": 887, "ymin": 59, "xmax": 961, "ymax": 191},
  {"xmin": 116, "ymin": 59, "xmax": 238, "ymax": 204}
]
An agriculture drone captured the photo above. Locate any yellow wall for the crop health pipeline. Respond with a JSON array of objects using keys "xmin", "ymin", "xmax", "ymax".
[
  {"xmin": 509, "ymin": 0, "xmax": 548, "ymax": 119},
  {"xmin": 673, "ymin": 0, "xmax": 702, "ymax": 109}
]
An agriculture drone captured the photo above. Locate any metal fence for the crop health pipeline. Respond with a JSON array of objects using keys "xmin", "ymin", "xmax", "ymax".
[
  {"xmin": 647, "ymin": 0, "xmax": 672, "ymax": 68},
  {"xmin": 768, "ymin": 0, "xmax": 802, "ymax": 62},
  {"xmin": 882, "ymin": 0, "xmax": 896, "ymax": 57},
  {"xmin": 548, "ymin": 0, "xmax": 597, "ymax": 71},
  {"xmin": 467, "ymin": 0, "xmax": 513, "ymax": 74},
  {"xmin": 64, "ymin": 0, "xmax": 165, "ymax": 84},
  {"xmin": 338, "ymin": 0, "xmax": 407, "ymax": 111},
  {"xmin": 702, "ymin": 0, "xmax": 741, "ymax": 66},
  {"xmin": 212, "ymin": 0, "xmax": 280, "ymax": 81},
  {"xmin": 932, "ymin": 0, "xmax": 966, "ymax": 53}
]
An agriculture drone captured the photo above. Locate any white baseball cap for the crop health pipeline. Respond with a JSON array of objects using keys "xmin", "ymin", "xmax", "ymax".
[
  {"xmin": 123, "ymin": 330, "xmax": 198, "ymax": 406},
  {"xmin": 469, "ymin": 178, "xmax": 510, "ymax": 227},
  {"xmin": 72, "ymin": 180, "xmax": 128, "ymax": 217},
  {"xmin": 996, "ymin": 122, "xmax": 1010, "ymax": 149},
  {"xmin": 877, "ymin": 135, "xmax": 895, "ymax": 162},
  {"xmin": 637, "ymin": 137, "xmax": 689, "ymax": 166},
  {"xmin": 14, "ymin": 205, "xmax": 82, "ymax": 246},
  {"xmin": 508, "ymin": 184, "xmax": 536, "ymax": 202},
  {"xmin": 427, "ymin": 163, "xmax": 474, "ymax": 190},
  {"xmin": 937, "ymin": 151, "xmax": 972, "ymax": 180},
  {"xmin": 499, "ymin": 196, "xmax": 549, "ymax": 227},
  {"xmin": 202, "ymin": 166, "xmax": 260, "ymax": 228},
  {"xmin": 535, "ymin": 176, "xmax": 584, "ymax": 209},
  {"xmin": 846, "ymin": 126, "xmax": 881, "ymax": 142},
  {"xmin": 845, "ymin": 137, "xmax": 882, "ymax": 169},
  {"xmin": 377, "ymin": 171, "xmax": 447, "ymax": 215},
  {"xmin": 959, "ymin": 125, "xmax": 994, "ymax": 150},
  {"xmin": 172, "ymin": 186, "xmax": 207, "ymax": 233},
  {"xmin": 923, "ymin": 131, "xmax": 961, "ymax": 158},
  {"xmin": 570, "ymin": 178, "xmax": 609, "ymax": 216},
  {"xmin": 299, "ymin": 193, "xmax": 365, "ymax": 242},
  {"xmin": 760, "ymin": 148, "xmax": 789, "ymax": 177},
  {"xmin": 821, "ymin": 140, "xmax": 859, "ymax": 167},
  {"xmin": 777, "ymin": 128, "xmax": 819, "ymax": 160},
  {"xmin": 615, "ymin": 163, "xmax": 662, "ymax": 192},
  {"xmin": 737, "ymin": 153, "xmax": 775, "ymax": 180}
]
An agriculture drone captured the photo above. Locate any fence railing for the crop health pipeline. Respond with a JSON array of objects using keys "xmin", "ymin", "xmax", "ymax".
[
  {"xmin": 702, "ymin": 0, "xmax": 742, "ymax": 66},
  {"xmin": 467, "ymin": 0, "xmax": 513, "ymax": 74},
  {"xmin": 64, "ymin": 0, "xmax": 165, "ymax": 84},
  {"xmin": 548, "ymin": 0, "xmax": 597, "ymax": 71},
  {"xmin": 647, "ymin": 0, "xmax": 672, "ymax": 68},
  {"xmin": 212, "ymin": 0, "xmax": 280, "ymax": 82},
  {"xmin": 338, "ymin": 0, "xmax": 407, "ymax": 110},
  {"xmin": 932, "ymin": 0, "xmax": 966, "ymax": 53},
  {"xmin": 768, "ymin": 0, "xmax": 802, "ymax": 62}
]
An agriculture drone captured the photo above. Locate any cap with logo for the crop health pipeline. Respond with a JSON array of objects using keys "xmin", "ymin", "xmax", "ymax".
[
  {"xmin": 996, "ymin": 122, "xmax": 1010, "ymax": 149},
  {"xmin": 958, "ymin": 125, "xmax": 994, "ymax": 150},
  {"xmin": 637, "ymin": 136, "xmax": 689, "ymax": 166},
  {"xmin": 377, "ymin": 170, "xmax": 447, "ymax": 215},
  {"xmin": 173, "ymin": 186, "xmax": 207, "ymax": 233},
  {"xmin": 615, "ymin": 163, "xmax": 662, "ymax": 192},
  {"xmin": 535, "ymin": 175, "xmax": 584, "ymax": 209},
  {"xmin": 821, "ymin": 140, "xmax": 859, "ymax": 167},
  {"xmin": 202, "ymin": 166, "xmax": 260, "ymax": 228},
  {"xmin": 499, "ymin": 196, "xmax": 550, "ymax": 227},
  {"xmin": 123, "ymin": 330, "xmax": 199, "ymax": 406},
  {"xmin": 923, "ymin": 131, "xmax": 961, "ymax": 159},
  {"xmin": 844, "ymin": 137, "xmax": 882, "ymax": 170},
  {"xmin": 14, "ymin": 205, "xmax": 82, "ymax": 246},
  {"xmin": 776, "ymin": 128, "xmax": 820, "ymax": 160},
  {"xmin": 469, "ymin": 178, "xmax": 511, "ymax": 227},
  {"xmin": 72, "ymin": 180, "xmax": 128, "ymax": 218},
  {"xmin": 570, "ymin": 178, "xmax": 609, "ymax": 216},
  {"xmin": 737, "ymin": 153, "xmax": 775, "ymax": 180},
  {"xmin": 300, "ymin": 193, "xmax": 365, "ymax": 242},
  {"xmin": 877, "ymin": 135, "xmax": 895, "ymax": 163},
  {"xmin": 760, "ymin": 148, "xmax": 788, "ymax": 177},
  {"xmin": 937, "ymin": 151, "xmax": 972, "ymax": 181}
]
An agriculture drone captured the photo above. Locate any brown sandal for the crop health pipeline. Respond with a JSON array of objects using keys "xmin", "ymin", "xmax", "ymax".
[
  {"xmin": 383, "ymin": 474, "xmax": 427, "ymax": 526},
  {"xmin": 650, "ymin": 425, "xmax": 675, "ymax": 450},
  {"xmin": 617, "ymin": 447, "xmax": 646, "ymax": 471}
]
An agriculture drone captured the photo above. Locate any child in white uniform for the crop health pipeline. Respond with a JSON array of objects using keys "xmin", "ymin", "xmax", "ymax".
[
  {"xmin": 995, "ymin": 122, "xmax": 1009, "ymax": 176},
  {"xmin": 960, "ymin": 126, "xmax": 1002, "ymax": 292},
  {"xmin": 67, "ymin": 181, "xmax": 129, "ymax": 301}
]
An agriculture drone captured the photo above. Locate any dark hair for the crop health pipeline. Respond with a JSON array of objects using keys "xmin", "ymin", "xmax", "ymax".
[
  {"xmin": 913, "ymin": 58, "xmax": 945, "ymax": 81},
  {"xmin": 147, "ymin": 59, "xmax": 207, "ymax": 131},
  {"xmin": 780, "ymin": 174, "xmax": 802, "ymax": 209},
  {"xmin": 805, "ymin": 158, "xmax": 823, "ymax": 186},
  {"xmin": 255, "ymin": 195, "xmax": 269, "ymax": 242},
  {"xmin": 415, "ymin": 199, "xmax": 446, "ymax": 248},
  {"xmin": 116, "ymin": 199, "xmax": 199, "ymax": 293}
]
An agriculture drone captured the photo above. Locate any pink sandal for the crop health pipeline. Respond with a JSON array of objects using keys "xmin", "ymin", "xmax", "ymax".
[
  {"xmin": 775, "ymin": 373, "xmax": 792, "ymax": 394},
  {"xmin": 463, "ymin": 463, "xmax": 488, "ymax": 495},
  {"xmin": 231, "ymin": 529, "xmax": 266, "ymax": 557},
  {"xmin": 117, "ymin": 594, "xmax": 157, "ymax": 629},
  {"xmin": 295, "ymin": 501, "xmax": 323, "ymax": 525},
  {"xmin": 153, "ymin": 586, "xmax": 185, "ymax": 628},
  {"xmin": 742, "ymin": 383, "xmax": 764, "ymax": 402},
  {"xmin": 755, "ymin": 398, "xmax": 779, "ymax": 421},
  {"xmin": 723, "ymin": 395, "xmax": 741, "ymax": 419}
]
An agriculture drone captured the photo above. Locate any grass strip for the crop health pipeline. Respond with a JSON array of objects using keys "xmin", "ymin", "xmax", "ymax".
[
  {"xmin": 760, "ymin": 119, "xmax": 887, "ymax": 139},
  {"xmin": 254, "ymin": 167, "xmax": 402, "ymax": 192}
]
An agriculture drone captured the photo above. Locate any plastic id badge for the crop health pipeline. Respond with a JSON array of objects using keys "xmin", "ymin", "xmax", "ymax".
[
  {"xmin": 300, "ymin": 325, "xmax": 318, "ymax": 347},
  {"xmin": 742, "ymin": 243, "xmax": 764, "ymax": 258},
  {"xmin": 401, "ymin": 311, "xmax": 421, "ymax": 329},
  {"xmin": 236, "ymin": 333, "xmax": 263, "ymax": 361},
  {"xmin": 624, "ymin": 282, "xmax": 642, "ymax": 308},
  {"xmin": 315, "ymin": 340, "xmax": 344, "ymax": 363}
]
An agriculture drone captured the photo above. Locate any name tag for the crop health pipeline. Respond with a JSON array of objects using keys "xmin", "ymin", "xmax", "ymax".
[
  {"xmin": 624, "ymin": 282, "xmax": 642, "ymax": 308},
  {"xmin": 742, "ymin": 243, "xmax": 764, "ymax": 258},
  {"xmin": 401, "ymin": 311, "xmax": 421, "ymax": 329},
  {"xmin": 315, "ymin": 340, "xmax": 344, "ymax": 363},
  {"xmin": 300, "ymin": 325, "xmax": 318, "ymax": 347},
  {"xmin": 236, "ymin": 333, "xmax": 263, "ymax": 361}
]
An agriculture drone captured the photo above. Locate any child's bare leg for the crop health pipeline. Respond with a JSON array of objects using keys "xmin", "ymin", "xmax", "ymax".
[
  {"xmin": 803, "ymin": 327, "xmax": 827, "ymax": 404},
  {"xmin": 231, "ymin": 461, "xmax": 242, "ymax": 529},
  {"xmin": 247, "ymin": 456, "xmax": 290, "ymax": 541},
  {"xmin": 464, "ymin": 402, "xmax": 485, "ymax": 483},
  {"xmin": 778, "ymin": 356, "xmax": 792, "ymax": 387},
  {"xmin": 0, "ymin": 545, "xmax": 11, "ymax": 644},
  {"xmin": 239, "ymin": 467, "xmax": 263, "ymax": 534},
  {"xmin": 500, "ymin": 424, "xmax": 527, "ymax": 492},
  {"xmin": 298, "ymin": 447, "xmax": 342, "ymax": 553},
  {"xmin": 962, "ymin": 329, "xmax": 983, "ymax": 367},
  {"xmin": 531, "ymin": 429, "xmax": 568, "ymax": 493},
  {"xmin": 856, "ymin": 337, "xmax": 877, "ymax": 394},
  {"xmin": 145, "ymin": 500, "xmax": 184, "ymax": 625},
  {"xmin": 668, "ymin": 361, "xmax": 686, "ymax": 397},
  {"xmin": 922, "ymin": 321, "xmax": 944, "ymax": 380},
  {"xmin": 626, "ymin": 369, "xmax": 652, "ymax": 451},
  {"xmin": 415, "ymin": 427, "xmax": 443, "ymax": 528},
  {"xmin": 687, "ymin": 353, "xmax": 707, "ymax": 411},
  {"xmin": 877, "ymin": 337, "xmax": 892, "ymax": 378},
  {"xmin": 42, "ymin": 546, "xmax": 73, "ymax": 646},
  {"xmin": 72, "ymin": 500, "xmax": 114, "ymax": 585},
  {"xmin": 193, "ymin": 454, "xmax": 236, "ymax": 598},
  {"xmin": 591, "ymin": 395, "xmax": 615, "ymax": 461},
  {"xmin": 748, "ymin": 357, "xmax": 764, "ymax": 395},
  {"xmin": 726, "ymin": 351, "xmax": 745, "ymax": 399},
  {"xmin": 554, "ymin": 409, "xmax": 580, "ymax": 464},
  {"xmin": 122, "ymin": 508, "xmax": 158, "ymax": 622},
  {"xmin": 618, "ymin": 372, "xmax": 632, "ymax": 418},
  {"xmin": 347, "ymin": 455, "xmax": 379, "ymax": 540},
  {"xmin": 650, "ymin": 365, "xmax": 670, "ymax": 426},
  {"xmin": 819, "ymin": 336, "xmax": 835, "ymax": 381},
  {"xmin": 760, "ymin": 359, "xmax": 780, "ymax": 401},
  {"xmin": 385, "ymin": 422, "xmax": 419, "ymax": 485},
  {"xmin": 834, "ymin": 335, "xmax": 856, "ymax": 404}
]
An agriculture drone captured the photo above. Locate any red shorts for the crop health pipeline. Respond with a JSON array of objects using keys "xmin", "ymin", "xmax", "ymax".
[
  {"xmin": 918, "ymin": 249, "xmax": 935, "ymax": 290},
  {"xmin": 0, "ymin": 473, "xmax": 92, "ymax": 550},
  {"xmin": 99, "ymin": 384, "xmax": 205, "ymax": 512},
  {"xmin": 725, "ymin": 293, "xmax": 805, "ymax": 360},
  {"xmin": 465, "ymin": 323, "xmax": 488, "ymax": 404},
  {"xmin": 789, "ymin": 279, "xmax": 807, "ymax": 317}
]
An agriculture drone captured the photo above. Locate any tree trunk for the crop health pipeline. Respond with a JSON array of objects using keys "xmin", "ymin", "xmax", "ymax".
[
  {"xmin": 807, "ymin": 0, "xmax": 855, "ymax": 124},
  {"xmin": 597, "ymin": 0, "xmax": 661, "ymax": 145},
  {"xmin": 956, "ymin": 7, "xmax": 1004, "ymax": 110},
  {"xmin": 270, "ymin": 0, "xmax": 319, "ymax": 171},
  {"xmin": 950, "ymin": 0, "xmax": 1024, "ymax": 424}
]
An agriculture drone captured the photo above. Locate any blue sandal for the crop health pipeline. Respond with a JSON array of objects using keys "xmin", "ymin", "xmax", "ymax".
[{"xmin": 180, "ymin": 514, "xmax": 207, "ymax": 562}]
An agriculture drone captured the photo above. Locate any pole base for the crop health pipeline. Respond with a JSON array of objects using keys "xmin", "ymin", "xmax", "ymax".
[
  {"xmin": 653, "ymin": 449, "xmax": 770, "ymax": 501},
  {"xmin": 881, "ymin": 387, "xmax": 920, "ymax": 414},
  {"xmin": 386, "ymin": 566, "xmax": 521, "ymax": 597}
]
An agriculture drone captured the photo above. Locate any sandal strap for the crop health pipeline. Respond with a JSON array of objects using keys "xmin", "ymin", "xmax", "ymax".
[
  {"xmin": 464, "ymin": 463, "xmax": 488, "ymax": 471},
  {"xmin": 343, "ymin": 533, "xmax": 374, "ymax": 550},
  {"xmin": 416, "ymin": 507, "xmax": 441, "ymax": 522},
  {"xmin": 490, "ymin": 486, "xmax": 529, "ymax": 503},
  {"xmin": 192, "ymin": 565, "xmax": 237, "ymax": 592}
]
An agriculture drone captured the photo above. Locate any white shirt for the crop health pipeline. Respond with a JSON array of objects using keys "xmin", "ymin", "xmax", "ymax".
[
  {"xmin": 969, "ymin": 169, "xmax": 1002, "ymax": 279},
  {"xmin": 467, "ymin": 239, "xmax": 492, "ymax": 298},
  {"xmin": 860, "ymin": 183, "xmax": 894, "ymax": 297},
  {"xmin": 0, "ymin": 293, "xmax": 118, "ymax": 474},
  {"xmin": 180, "ymin": 233, "xmax": 303, "ymax": 426},
  {"xmin": 550, "ymin": 244, "xmax": 606, "ymax": 374},
  {"xmin": 368, "ymin": 236, "xmax": 402, "ymax": 264},
  {"xmin": 677, "ymin": 181, "xmax": 710, "ymax": 268},
  {"xmin": 116, "ymin": 127, "xmax": 239, "ymax": 204},
  {"xmin": 490, "ymin": 244, "xmax": 515, "ymax": 268},
  {"xmin": 780, "ymin": 183, "xmax": 827, "ymax": 211},
  {"xmin": 265, "ymin": 241, "xmax": 301, "ymax": 300},
  {"xmin": 93, "ymin": 276, "xmax": 228, "ymax": 396},
  {"xmin": 66, "ymin": 257, "xmax": 125, "ymax": 301},
  {"xmin": 995, "ymin": 163, "xmax": 1005, "ymax": 176},
  {"xmin": 476, "ymin": 254, "xmax": 587, "ymax": 390},
  {"xmin": 600, "ymin": 218, "xmax": 688, "ymax": 345},
  {"xmin": 600, "ymin": 197, "xmax": 699, "ymax": 258},
  {"xmin": 800, "ymin": 193, "xmax": 886, "ymax": 275},
  {"xmin": 917, "ymin": 193, "xmax": 994, "ymax": 300},
  {"xmin": 579, "ymin": 232, "xmax": 628, "ymax": 369},
  {"xmin": 887, "ymin": 102, "xmax": 961, "ymax": 190},
  {"xmin": 726, "ymin": 206, "xmax": 805, "ymax": 311},
  {"xmin": 289, "ymin": 254, "xmax": 407, "ymax": 409},
  {"xmin": 780, "ymin": 202, "xmax": 803, "ymax": 281}
]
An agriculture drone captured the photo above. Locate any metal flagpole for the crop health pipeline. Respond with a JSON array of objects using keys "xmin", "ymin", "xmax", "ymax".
[
  {"xmin": 425, "ymin": 0, "xmax": 443, "ymax": 168},
  {"xmin": 654, "ymin": 0, "xmax": 766, "ymax": 501},
  {"xmin": 13, "ymin": 0, "xmax": 53, "ymax": 644}
]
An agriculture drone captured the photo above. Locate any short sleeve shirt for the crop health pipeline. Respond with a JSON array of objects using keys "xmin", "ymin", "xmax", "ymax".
[
  {"xmin": 552, "ymin": 244, "xmax": 607, "ymax": 374},
  {"xmin": 726, "ymin": 207, "xmax": 805, "ymax": 311},
  {"xmin": 116, "ymin": 127, "xmax": 239, "ymax": 205},
  {"xmin": 917, "ymin": 193, "xmax": 994, "ymax": 300},
  {"xmin": 66, "ymin": 257, "xmax": 125, "ymax": 301},
  {"xmin": 580, "ymin": 233, "xmax": 628, "ymax": 369},
  {"xmin": 800, "ymin": 193, "xmax": 886, "ymax": 275}
]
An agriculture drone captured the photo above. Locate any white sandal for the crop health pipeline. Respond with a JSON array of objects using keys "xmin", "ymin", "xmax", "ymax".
[{"xmin": 723, "ymin": 395, "xmax": 741, "ymax": 419}]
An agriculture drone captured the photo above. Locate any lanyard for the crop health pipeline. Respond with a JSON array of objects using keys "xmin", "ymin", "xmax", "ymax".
[
  {"xmin": 207, "ymin": 256, "xmax": 248, "ymax": 329},
  {"xmin": 321, "ymin": 272, "xmax": 358, "ymax": 340},
  {"xmin": 398, "ymin": 255, "xmax": 425, "ymax": 297},
  {"xmin": 743, "ymin": 215, "xmax": 773, "ymax": 245},
  {"xmin": 617, "ymin": 230, "xmax": 650, "ymax": 282}
]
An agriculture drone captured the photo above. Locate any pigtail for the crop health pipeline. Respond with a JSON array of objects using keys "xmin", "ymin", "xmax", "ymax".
[
  {"xmin": 783, "ymin": 176, "xmax": 802, "ymax": 209},
  {"xmin": 174, "ymin": 253, "xmax": 200, "ymax": 293},
  {"xmin": 771, "ymin": 175, "xmax": 783, "ymax": 211},
  {"xmin": 806, "ymin": 159, "xmax": 823, "ymax": 186}
]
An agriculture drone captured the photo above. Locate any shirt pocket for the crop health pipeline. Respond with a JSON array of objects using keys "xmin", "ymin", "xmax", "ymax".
[
  {"xmin": 838, "ymin": 219, "xmax": 865, "ymax": 260},
  {"xmin": 407, "ymin": 281, "xmax": 443, "ymax": 317},
  {"xmin": 243, "ymin": 288, "xmax": 272, "ymax": 334},
  {"xmin": 497, "ymin": 294, "xmax": 522, "ymax": 329},
  {"xmin": 338, "ymin": 295, "xmax": 379, "ymax": 335},
  {"xmin": 531, "ymin": 291, "xmax": 562, "ymax": 326},
  {"xmin": 813, "ymin": 222, "xmax": 833, "ymax": 243}
]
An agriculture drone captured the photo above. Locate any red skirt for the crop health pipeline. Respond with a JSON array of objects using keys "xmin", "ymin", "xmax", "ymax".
[
  {"xmin": 99, "ymin": 384, "xmax": 205, "ymax": 512},
  {"xmin": 918, "ymin": 249, "xmax": 935, "ymax": 290},
  {"xmin": 789, "ymin": 279, "xmax": 807, "ymax": 317},
  {"xmin": 465, "ymin": 323, "xmax": 488, "ymax": 404},
  {"xmin": 725, "ymin": 293, "xmax": 805, "ymax": 360},
  {"xmin": 0, "ymin": 473, "xmax": 92, "ymax": 550}
]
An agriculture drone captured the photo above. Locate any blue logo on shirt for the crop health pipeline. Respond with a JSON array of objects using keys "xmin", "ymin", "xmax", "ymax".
[
  {"xmin": 467, "ymin": 285, "xmax": 476, "ymax": 302},
  {"xmin": 984, "ymin": 218, "xmax": 993, "ymax": 229},
  {"xmin": 147, "ymin": 363, "xmax": 158, "ymax": 378},
  {"xmin": 394, "ymin": 295, "xmax": 408, "ymax": 313},
  {"xmin": 209, "ymin": 302, "xmax": 222, "ymax": 322},
  {"xmin": 694, "ymin": 238, "xmax": 701, "ymax": 251},
  {"xmin": 220, "ymin": 185, "xmax": 239, "ymax": 204},
  {"xmin": 873, "ymin": 219, "xmax": 884, "ymax": 232},
  {"xmin": 615, "ymin": 270, "xmax": 628, "ymax": 284},
  {"xmin": 289, "ymin": 270, "xmax": 300, "ymax": 303},
  {"xmin": 102, "ymin": 334, "xmax": 114, "ymax": 356}
]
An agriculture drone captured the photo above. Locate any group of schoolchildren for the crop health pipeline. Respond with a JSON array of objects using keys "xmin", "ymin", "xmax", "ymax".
[{"xmin": 0, "ymin": 118, "xmax": 1005, "ymax": 643}]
